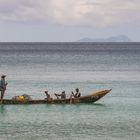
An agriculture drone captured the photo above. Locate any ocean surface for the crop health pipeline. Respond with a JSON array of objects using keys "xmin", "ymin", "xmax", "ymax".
[{"xmin": 0, "ymin": 42, "xmax": 140, "ymax": 140}]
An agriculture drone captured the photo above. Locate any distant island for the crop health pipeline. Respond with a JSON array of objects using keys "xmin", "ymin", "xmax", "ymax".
[{"xmin": 77, "ymin": 35, "xmax": 131, "ymax": 42}]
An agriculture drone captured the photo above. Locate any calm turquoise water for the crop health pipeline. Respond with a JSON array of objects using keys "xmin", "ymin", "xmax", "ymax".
[{"xmin": 0, "ymin": 43, "xmax": 140, "ymax": 140}]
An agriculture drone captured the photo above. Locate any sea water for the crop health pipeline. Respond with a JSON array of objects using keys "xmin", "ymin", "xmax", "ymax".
[{"xmin": 0, "ymin": 43, "xmax": 140, "ymax": 140}]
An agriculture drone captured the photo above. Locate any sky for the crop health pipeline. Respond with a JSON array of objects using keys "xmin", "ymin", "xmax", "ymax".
[{"xmin": 0, "ymin": 0, "xmax": 140, "ymax": 42}]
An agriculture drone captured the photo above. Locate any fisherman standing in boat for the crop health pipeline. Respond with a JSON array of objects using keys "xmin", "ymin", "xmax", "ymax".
[{"xmin": 0, "ymin": 75, "xmax": 8, "ymax": 103}]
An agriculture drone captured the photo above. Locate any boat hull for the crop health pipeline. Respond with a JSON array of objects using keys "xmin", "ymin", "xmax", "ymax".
[{"xmin": 1, "ymin": 89, "xmax": 111, "ymax": 105}]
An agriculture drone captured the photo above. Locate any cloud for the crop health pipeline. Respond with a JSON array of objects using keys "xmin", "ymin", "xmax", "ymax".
[{"xmin": 0, "ymin": 0, "xmax": 140, "ymax": 27}]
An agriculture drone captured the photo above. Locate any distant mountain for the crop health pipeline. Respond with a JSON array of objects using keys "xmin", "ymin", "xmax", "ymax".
[{"xmin": 77, "ymin": 35, "xmax": 131, "ymax": 42}]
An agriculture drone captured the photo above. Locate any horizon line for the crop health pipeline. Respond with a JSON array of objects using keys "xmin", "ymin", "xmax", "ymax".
[{"xmin": 0, "ymin": 41, "xmax": 140, "ymax": 44}]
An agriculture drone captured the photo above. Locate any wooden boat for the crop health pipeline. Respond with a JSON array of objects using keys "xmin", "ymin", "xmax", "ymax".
[{"xmin": 1, "ymin": 89, "xmax": 112, "ymax": 105}]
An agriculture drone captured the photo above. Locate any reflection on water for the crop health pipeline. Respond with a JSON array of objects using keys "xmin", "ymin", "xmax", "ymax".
[
  {"xmin": 0, "ymin": 105, "xmax": 6, "ymax": 113},
  {"xmin": 92, "ymin": 103, "xmax": 106, "ymax": 106}
]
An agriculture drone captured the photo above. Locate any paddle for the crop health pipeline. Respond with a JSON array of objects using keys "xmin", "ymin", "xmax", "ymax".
[{"xmin": 0, "ymin": 90, "xmax": 5, "ymax": 104}]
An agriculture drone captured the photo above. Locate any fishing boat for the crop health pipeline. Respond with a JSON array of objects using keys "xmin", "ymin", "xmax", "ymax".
[{"xmin": 1, "ymin": 89, "xmax": 112, "ymax": 105}]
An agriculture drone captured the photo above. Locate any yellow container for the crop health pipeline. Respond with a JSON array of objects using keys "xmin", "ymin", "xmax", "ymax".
[{"xmin": 18, "ymin": 96, "xmax": 25, "ymax": 102}]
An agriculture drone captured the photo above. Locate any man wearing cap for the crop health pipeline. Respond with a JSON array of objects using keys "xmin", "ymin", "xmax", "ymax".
[
  {"xmin": 55, "ymin": 91, "xmax": 66, "ymax": 99},
  {"xmin": 0, "ymin": 75, "xmax": 8, "ymax": 103}
]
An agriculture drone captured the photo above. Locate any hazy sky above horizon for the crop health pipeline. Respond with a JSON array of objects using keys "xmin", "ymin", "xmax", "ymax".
[{"xmin": 0, "ymin": 0, "xmax": 140, "ymax": 42}]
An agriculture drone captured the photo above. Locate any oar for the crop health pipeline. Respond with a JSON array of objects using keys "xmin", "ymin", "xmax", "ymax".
[{"xmin": 0, "ymin": 89, "xmax": 6, "ymax": 104}]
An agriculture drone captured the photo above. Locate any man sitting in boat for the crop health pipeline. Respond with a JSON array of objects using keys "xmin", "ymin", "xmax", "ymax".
[
  {"xmin": 54, "ymin": 91, "xmax": 66, "ymax": 99},
  {"xmin": 44, "ymin": 90, "xmax": 53, "ymax": 101},
  {"xmin": 71, "ymin": 88, "xmax": 81, "ymax": 98}
]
